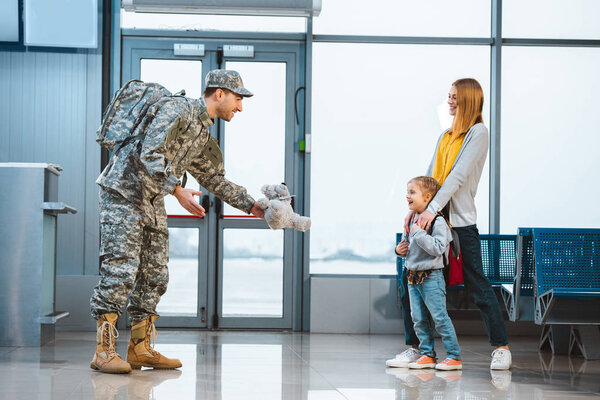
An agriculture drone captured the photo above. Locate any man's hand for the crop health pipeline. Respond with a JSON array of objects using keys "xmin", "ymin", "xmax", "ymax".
[
  {"xmin": 250, "ymin": 202, "xmax": 265, "ymax": 218},
  {"xmin": 395, "ymin": 240, "xmax": 408, "ymax": 256},
  {"xmin": 173, "ymin": 186, "xmax": 205, "ymax": 217}
]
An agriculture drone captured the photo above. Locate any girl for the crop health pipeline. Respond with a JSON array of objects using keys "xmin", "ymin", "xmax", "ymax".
[{"xmin": 394, "ymin": 176, "xmax": 461, "ymax": 371}]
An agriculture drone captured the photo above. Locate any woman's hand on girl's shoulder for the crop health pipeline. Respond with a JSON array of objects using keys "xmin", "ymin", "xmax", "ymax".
[
  {"xmin": 410, "ymin": 222, "xmax": 422, "ymax": 233},
  {"xmin": 415, "ymin": 210, "xmax": 436, "ymax": 231}
]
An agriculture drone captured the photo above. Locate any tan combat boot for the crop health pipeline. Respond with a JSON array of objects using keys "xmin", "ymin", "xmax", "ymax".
[
  {"xmin": 126, "ymin": 316, "xmax": 182, "ymax": 370},
  {"xmin": 90, "ymin": 313, "xmax": 132, "ymax": 374}
]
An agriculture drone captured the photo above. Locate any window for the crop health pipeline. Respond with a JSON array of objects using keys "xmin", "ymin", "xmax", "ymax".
[
  {"xmin": 500, "ymin": 46, "xmax": 600, "ymax": 233},
  {"xmin": 313, "ymin": 0, "xmax": 490, "ymax": 37},
  {"xmin": 310, "ymin": 43, "xmax": 490, "ymax": 274},
  {"xmin": 222, "ymin": 229, "xmax": 284, "ymax": 316},
  {"xmin": 503, "ymin": 0, "xmax": 600, "ymax": 39},
  {"xmin": 158, "ymin": 228, "xmax": 199, "ymax": 316}
]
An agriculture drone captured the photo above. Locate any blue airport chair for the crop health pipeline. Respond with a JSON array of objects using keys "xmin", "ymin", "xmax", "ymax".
[
  {"xmin": 480, "ymin": 234, "xmax": 516, "ymax": 286},
  {"xmin": 501, "ymin": 228, "xmax": 535, "ymax": 322},
  {"xmin": 532, "ymin": 228, "xmax": 600, "ymax": 324},
  {"xmin": 532, "ymin": 228, "xmax": 600, "ymax": 358}
]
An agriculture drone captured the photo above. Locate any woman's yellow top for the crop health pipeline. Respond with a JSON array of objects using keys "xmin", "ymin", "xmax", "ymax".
[{"xmin": 431, "ymin": 131, "xmax": 465, "ymax": 186}]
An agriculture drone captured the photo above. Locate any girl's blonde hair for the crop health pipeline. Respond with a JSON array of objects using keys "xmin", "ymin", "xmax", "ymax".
[
  {"xmin": 450, "ymin": 78, "xmax": 484, "ymax": 136},
  {"xmin": 409, "ymin": 176, "xmax": 441, "ymax": 202}
]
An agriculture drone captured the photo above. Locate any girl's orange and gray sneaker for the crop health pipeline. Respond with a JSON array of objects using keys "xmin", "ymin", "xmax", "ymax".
[
  {"xmin": 90, "ymin": 313, "xmax": 132, "ymax": 374},
  {"xmin": 126, "ymin": 316, "xmax": 182, "ymax": 370},
  {"xmin": 435, "ymin": 358, "xmax": 462, "ymax": 370},
  {"xmin": 407, "ymin": 355, "xmax": 437, "ymax": 369}
]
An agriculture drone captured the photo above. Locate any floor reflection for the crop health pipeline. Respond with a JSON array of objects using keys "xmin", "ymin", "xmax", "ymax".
[
  {"xmin": 490, "ymin": 370, "xmax": 512, "ymax": 391},
  {"xmin": 385, "ymin": 368, "xmax": 464, "ymax": 398},
  {"xmin": 90, "ymin": 370, "xmax": 182, "ymax": 400},
  {"xmin": 89, "ymin": 344, "xmax": 194, "ymax": 400},
  {"xmin": 221, "ymin": 344, "xmax": 283, "ymax": 400},
  {"xmin": 538, "ymin": 351, "xmax": 600, "ymax": 395},
  {"xmin": 0, "ymin": 332, "xmax": 599, "ymax": 399}
]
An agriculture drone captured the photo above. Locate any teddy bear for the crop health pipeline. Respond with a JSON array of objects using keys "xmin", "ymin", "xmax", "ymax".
[{"xmin": 257, "ymin": 183, "xmax": 311, "ymax": 232}]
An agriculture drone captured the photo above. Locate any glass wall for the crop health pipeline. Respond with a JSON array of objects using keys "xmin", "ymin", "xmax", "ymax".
[
  {"xmin": 310, "ymin": 43, "xmax": 490, "ymax": 274},
  {"xmin": 309, "ymin": 2, "xmax": 600, "ymax": 274},
  {"xmin": 503, "ymin": 0, "xmax": 600, "ymax": 39},
  {"xmin": 500, "ymin": 47, "xmax": 600, "ymax": 233},
  {"xmin": 313, "ymin": 0, "xmax": 490, "ymax": 37},
  {"xmin": 157, "ymin": 228, "xmax": 199, "ymax": 316},
  {"xmin": 222, "ymin": 229, "xmax": 284, "ymax": 317}
]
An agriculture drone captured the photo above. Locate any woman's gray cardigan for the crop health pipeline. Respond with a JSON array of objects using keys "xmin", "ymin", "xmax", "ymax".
[{"xmin": 426, "ymin": 123, "xmax": 489, "ymax": 228}]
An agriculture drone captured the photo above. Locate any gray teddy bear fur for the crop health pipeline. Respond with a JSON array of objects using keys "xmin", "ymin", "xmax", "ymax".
[{"xmin": 257, "ymin": 183, "xmax": 311, "ymax": 232}]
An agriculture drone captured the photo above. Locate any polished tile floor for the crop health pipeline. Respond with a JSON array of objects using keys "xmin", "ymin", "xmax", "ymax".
[{"xmin": 1, "ymin": 331, "xmax": 599, "ymax": 399}]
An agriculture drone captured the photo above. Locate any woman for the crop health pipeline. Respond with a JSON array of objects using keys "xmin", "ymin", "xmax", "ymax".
[{"xmin": 389, "ymin": 78, "xmax": 511, "ymax": 370}]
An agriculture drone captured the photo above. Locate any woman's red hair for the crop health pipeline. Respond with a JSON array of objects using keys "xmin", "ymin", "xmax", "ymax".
[{"xmin": 450, "ymin": 78, "xmax": 484, "ymax": 136}]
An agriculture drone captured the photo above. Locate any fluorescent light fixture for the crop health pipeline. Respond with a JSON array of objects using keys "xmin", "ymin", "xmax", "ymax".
[{"xmin": 122, "ymin": 0, "xmax": 321, "ymax": 17}]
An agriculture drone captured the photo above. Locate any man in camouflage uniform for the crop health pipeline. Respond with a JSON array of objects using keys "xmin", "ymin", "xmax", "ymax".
[{"xmin": 90, "ymin": 70, "xmax": 264, "ymax": 374}]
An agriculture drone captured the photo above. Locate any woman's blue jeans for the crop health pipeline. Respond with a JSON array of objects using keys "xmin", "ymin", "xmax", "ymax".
[
  {"xmin": 400, "ymin": 267, "xmax": 419, "ymax": 346},
  {"xmin": 408, "ymin": 269, "xmax": 461, "ymax": 360},
  {"xmin": 454, "ymin": 225, "xmax": 509, "ymax": 347}
]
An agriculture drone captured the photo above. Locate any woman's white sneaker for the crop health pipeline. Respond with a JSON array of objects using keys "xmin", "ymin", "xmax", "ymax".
[
  {"xmin": 490, "ymin": 348, "xmax": 512, "ymax": 370},
  {"xmin": 386, "ymin": 348, "xmax": 421, "ymax": 368}
]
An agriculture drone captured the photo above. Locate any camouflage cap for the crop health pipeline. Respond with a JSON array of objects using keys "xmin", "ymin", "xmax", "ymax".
[{"xmin": 205, "ymin": 69, "xmax": 253, "ymax": 97}]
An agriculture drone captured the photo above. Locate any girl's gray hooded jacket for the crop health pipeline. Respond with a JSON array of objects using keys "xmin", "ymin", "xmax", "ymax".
[
  {"xmin": 403, "ymin": 215, "xmax": 452, "ymax": 271},
  {"xmin": 426, "ymin": 123, "xmax": 489, "ymax": 228}
]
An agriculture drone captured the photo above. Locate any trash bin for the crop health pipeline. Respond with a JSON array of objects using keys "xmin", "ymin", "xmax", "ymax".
[{"xmin": 0, "ymin": 163, "xmax": 76, "ymax": 346}]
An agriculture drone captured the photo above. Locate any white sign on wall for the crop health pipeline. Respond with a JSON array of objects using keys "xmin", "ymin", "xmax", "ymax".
[
  {"xmin": 0, "ymin": 0, "xmax": 19, "ymax": 42},
  {"xmin": 24, "ymin": 0, "xmax": 98, "ymax": 48}
]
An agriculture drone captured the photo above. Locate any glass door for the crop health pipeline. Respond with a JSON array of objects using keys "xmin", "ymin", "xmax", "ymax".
[
  {"xmin": 121, "ymin": 35, "xmax": 305, "ymax": 329},
  {"xmin": 217, "ymin": 55, "xmax": 299, "ymax": 329}
]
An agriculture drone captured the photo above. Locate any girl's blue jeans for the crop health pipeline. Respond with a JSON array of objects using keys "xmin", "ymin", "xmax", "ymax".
[
  {"xmin": 401, "ymin": 225, "xmax": 509, "ymax": 348},
  {"xmin": 408, "ymin": 269, "xmax": 461, "ymax": 360}
]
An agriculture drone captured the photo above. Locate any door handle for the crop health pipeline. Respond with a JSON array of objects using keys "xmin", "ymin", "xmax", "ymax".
[
  {"xmin": 201, "ymin": 195, "xmax": 212, "ymax": 211},
  {"xmin": 201, "ymin": 307, "xmax": 206, "ymax": 323},
  {"xmin": 215, "ymin": 198, "xmax": 222, "ymax": 217}
]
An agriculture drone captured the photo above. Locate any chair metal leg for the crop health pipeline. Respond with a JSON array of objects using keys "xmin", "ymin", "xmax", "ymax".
[
  {"xmin": 539, "ymin": 324, "xmax": 570, "ymax": 355},
  {"xmin": 501, "ymin": 286, "xmax": 516, "ymax": 322},
  {"xmin": 570, "ymin": 325, "xmax": 600, "ymax": 360},
  {"xmin": 535, "ymin": 290, "xmax": 555, "ymax": 325},
  {"xmin": 538, "ymin": 351, "xmax": 555, "ymax": 380}
]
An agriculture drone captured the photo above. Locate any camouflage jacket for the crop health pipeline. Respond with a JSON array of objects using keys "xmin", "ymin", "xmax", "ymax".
[{"xmin": 96, "ymin": 97, "xmax": 255, "ymax": 214}]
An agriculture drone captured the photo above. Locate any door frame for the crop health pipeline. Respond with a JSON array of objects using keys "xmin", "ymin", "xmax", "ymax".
[{"xmin": 120, "ymin": 30, "xmax": 307, "ymax": 330}]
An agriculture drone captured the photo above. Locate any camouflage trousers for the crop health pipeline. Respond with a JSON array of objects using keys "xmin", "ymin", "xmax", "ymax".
[{"xmin": 90, "ymin": 187, "xmax": 169, "ymax": 322}]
